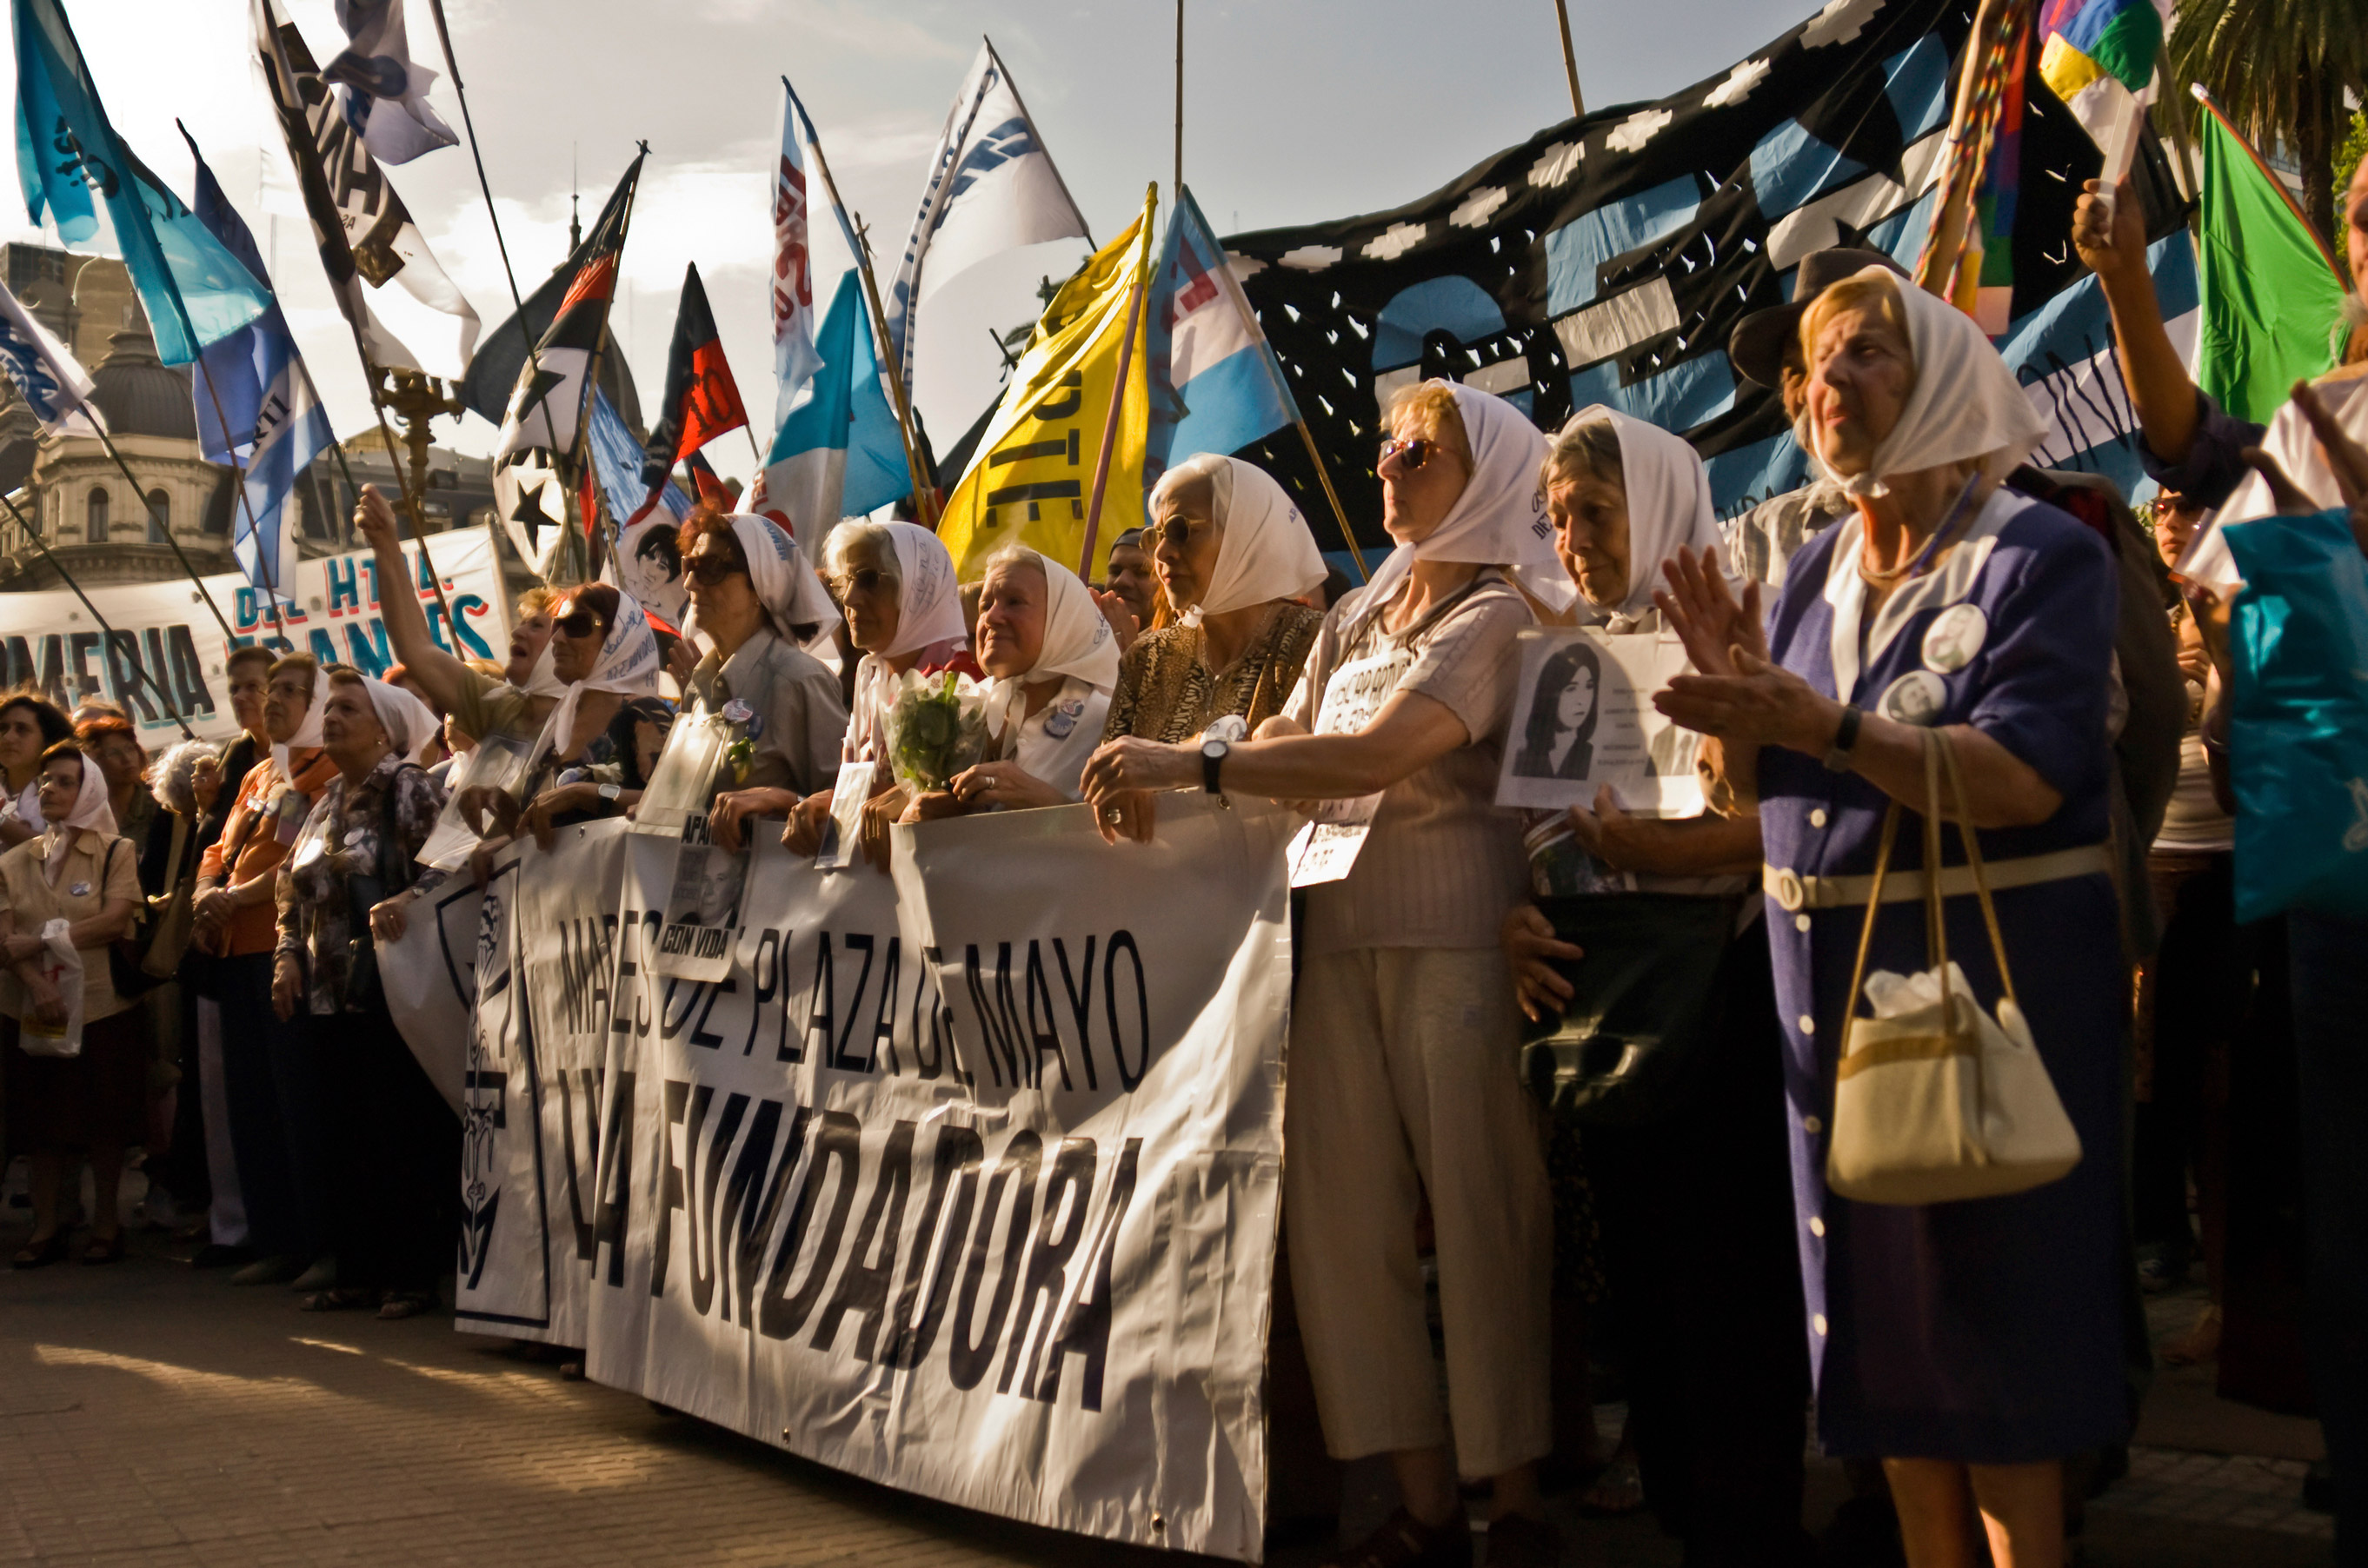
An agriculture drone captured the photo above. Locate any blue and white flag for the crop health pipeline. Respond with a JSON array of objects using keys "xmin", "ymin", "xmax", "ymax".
[
  {"xmin": 881, "ymin": 39, "xmax": 1089, "ymax": 397},
  {"xmin": 184, "ymin": 130, "xmax": 332, "ymax": 603},
  {"xmin": 13, "ymin": 0, "xmax": 270, "ymax": 365},
  {"xmin": 1147, "ymin": 184, "xmax": 1300, "ymax": 476},
  {"xmin": 589, "ymin": 389, "xmax": 691, "ymax": 631},
  {"xmin": 0, "ymin": 278, "xmax": 98, "ymax": 435},
  {"xmin": 761, "ymin": 270, "xmax": 909, "ymax": 561},
  {"xmin": 324, "ymin": 0, "xmax": 456, "ymax": 166}
]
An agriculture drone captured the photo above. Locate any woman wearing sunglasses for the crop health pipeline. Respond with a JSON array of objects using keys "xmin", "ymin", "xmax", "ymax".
[
  {"xmin": 473, "ymin": 586, "xmax": 663, "ymax": 854},
  {"xmin": 782, "ymin": 522, "xmax": 980, "ymax": 865},
  {"xmin": 1082, "ymin": 381, "xmax": 1576, "ymax": 1568},
  {"xmin": 675, "ymin": 508, "xmax": 848, "ymax": 854}
]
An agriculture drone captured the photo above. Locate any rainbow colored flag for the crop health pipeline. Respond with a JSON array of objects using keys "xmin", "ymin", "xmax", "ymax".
[
  {"xmin": 2038, "ymin": 0, "xmax": 2166, "ymax": 147},
  {"xmin": 1969, "ymin": 33, "xmax": 2030, "ymax": 334}
]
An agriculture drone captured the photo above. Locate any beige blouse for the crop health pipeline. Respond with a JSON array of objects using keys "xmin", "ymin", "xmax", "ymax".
[{"xmin": 0, "ymin": 830, "xmax": 143, "ymax": 1023}]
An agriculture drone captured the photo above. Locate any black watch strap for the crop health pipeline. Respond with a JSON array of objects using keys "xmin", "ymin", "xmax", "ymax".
[
  {"xmin": 1202, "ymin": 742, "xmax": 1225, "ymax": 795},
  {"xmin": 1822, "ymin": 704, "xmax": 1864, "ymax": 772}
]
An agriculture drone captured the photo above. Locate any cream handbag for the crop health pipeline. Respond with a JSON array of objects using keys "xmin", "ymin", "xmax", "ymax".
[{"xmin": 1825, "ymin": 730, "xmax": 2083, "ymax": 1206}]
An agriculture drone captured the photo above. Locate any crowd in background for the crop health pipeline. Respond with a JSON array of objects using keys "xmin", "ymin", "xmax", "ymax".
[{"xmin": 1, "ymin": 168, "xmax": 2363, "ymax": 1568}]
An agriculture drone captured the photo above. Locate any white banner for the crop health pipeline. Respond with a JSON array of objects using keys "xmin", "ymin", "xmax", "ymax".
[
  {"xmin": 454, "ymin": 795, "xmax": 1289, "ymax": 1559},
  {"xmin": 0, "ymin": 525, "xmax": 511, "ymax": 746}
]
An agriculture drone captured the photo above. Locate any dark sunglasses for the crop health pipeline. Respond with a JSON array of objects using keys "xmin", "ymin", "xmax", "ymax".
[
  {"xmin": 2148, "ymin": 495, "xmax": 2205, "ymax": 522},
  {"xmin": 686, "ymin": 554, "xmax": 745, "ymax": 586},
  {"xmin": 1379, "ymin": 436, "xmax": 1437, "ymax": 472},
  {"xmin": 1154, "ymin": 515, "xmax": 1210, "ymax": 550},
  {"xmin": 554, "ymin": 609, "xmax": 603, "ymax": 639}
]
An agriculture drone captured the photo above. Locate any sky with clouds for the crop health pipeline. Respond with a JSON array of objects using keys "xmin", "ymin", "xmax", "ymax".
[{"xmin": 7, "ymin": 0, "xmax": 1814, "ymax": 491}]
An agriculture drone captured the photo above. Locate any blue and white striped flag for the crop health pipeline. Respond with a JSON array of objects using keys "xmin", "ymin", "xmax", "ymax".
[{"xmin": 0, "ymin": 280, "xmax": 100, "ymax": 436}]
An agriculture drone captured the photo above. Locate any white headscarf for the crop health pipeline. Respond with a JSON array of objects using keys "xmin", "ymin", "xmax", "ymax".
[
  {"xmin": 1358, "ymin": 381, "xmax": 1576, "ymax": 628},
  {"xmin": 1150, "ymin": 454, "xmax": 1328, "ymax": 628},
  {"xmin": 533, "ymin": 591, "xmax": 663, "ymax": 771},
  {"xmin": 1799, "ymin": 267, "xmax": 2046, "ymax": 500},
  {"xmin": 41, "ymin": 749, "xmax": 115, "ymax": 887},
  {"xmin": 1562, "ymin": 406, "xmax": 1726, "ymax": 621},
  {"xmin": 682, "ymin": 514, "xmax": 841, "ymax": 654},
  {"xmin": 875, "ymin": 522, "xmax": 968, "ymax": 657},
  {"xmin": 981, "ymin": 549, "xmax": 1120, "ymax": 743},
  {"xmin": 356, "ymin": 678, "xmax": 442, "ymax": 766},
  {"xmin": 269, "ymin": 671, "xmax": 326, "ymax": 785}
]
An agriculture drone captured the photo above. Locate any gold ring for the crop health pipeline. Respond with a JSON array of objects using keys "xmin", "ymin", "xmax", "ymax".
[{"xmin": 1103, "ymin": 807, "xmax": 1121, "ymax": 824}]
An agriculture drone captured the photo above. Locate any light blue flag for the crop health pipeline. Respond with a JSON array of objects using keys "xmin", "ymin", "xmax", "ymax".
[
  {"xmin": 761, "ymin": 270, "xmax": 910, "ymax": 554},
  {"xmin": 1147, "ymin": 184, "xmax": 1298, "ymax": 474},
  {"xmin": 13, "ymin": 0, "xmax": 270, "ymax": 364},
  {"xmin": 587, "ymin": 388, "xmax": 688, "ymax": 529},
  {"xmin": 183, "ymin": 130, "xmax": 330, "ymax": 602}
]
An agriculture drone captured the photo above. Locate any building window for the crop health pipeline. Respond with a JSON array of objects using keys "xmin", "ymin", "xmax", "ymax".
[
  {"xmin": 86, "ymin": 486, "xmax": 107, "ymax": 540},
  {"xmin": 146, "ymin": 488, "xmax": 169, "ymax": 542}
]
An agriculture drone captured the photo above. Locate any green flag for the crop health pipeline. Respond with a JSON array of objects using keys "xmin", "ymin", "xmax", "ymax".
[{"xmin": 2195, "ymin": 94, "xmax": 2349, "ymax": 426}]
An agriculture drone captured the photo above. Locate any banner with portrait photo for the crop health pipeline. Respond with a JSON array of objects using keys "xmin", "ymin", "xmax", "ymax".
[{"xmin": 1496, "ymin": 628, "xmax": 1701, "ymax": 814}]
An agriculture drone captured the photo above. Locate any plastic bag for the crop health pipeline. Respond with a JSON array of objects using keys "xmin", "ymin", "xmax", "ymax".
[
  {"xmin": 2222, "ymin": 508, "xmax": 2368, "ymax": 923},
  {"xmin": 879, "ymin": 669, "xmax": 988, "ymax": 794},
  {"xmin": 16, "ymin": 918, "xmax": 84, "ymax": 1060}
]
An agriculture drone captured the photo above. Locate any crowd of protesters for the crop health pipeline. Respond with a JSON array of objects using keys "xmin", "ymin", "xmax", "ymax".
[{"xmin": 3, "ymin": 172, "xmax": 2365, "ymax": 1568}]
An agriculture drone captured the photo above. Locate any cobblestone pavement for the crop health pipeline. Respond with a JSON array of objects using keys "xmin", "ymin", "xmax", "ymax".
[{"xmin": 0, "ymin": 1224, "xmax": 2338, "ymax": 1567}]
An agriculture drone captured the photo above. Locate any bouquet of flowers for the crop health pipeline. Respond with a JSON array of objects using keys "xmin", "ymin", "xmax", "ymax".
[{"xmin": 881, "ymin": 668, "xmax": 989, "ymax": 793}]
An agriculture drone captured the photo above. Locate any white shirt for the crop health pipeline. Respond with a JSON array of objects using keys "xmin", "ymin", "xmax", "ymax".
[{"xmin": 999, "ymin": 677, "xmax": 1112, "ymax": 803}]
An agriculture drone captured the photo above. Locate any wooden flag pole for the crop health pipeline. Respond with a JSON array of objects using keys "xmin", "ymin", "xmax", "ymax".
[
  {"xmin": 0, "ymin": 488, "xmax": 196, "ymax": 738},
  {"xmin": 1913, "ymin": 0, "xmax": 2019, "ymax": 297},
  {"xmin": 1553, "ymin": 0, "xmax": 1586, "ymax": 117},
  {"xmin": 1078, "ymin": 189, "xmax": 1156, "ymax": 581},
  {"xmin": 85, "ymin": 422, "xmax": 237, "ymax": 641},
  {"xmin": 1174, "ymin": 1, "xmax": 1185, "ymax": 203},
  {"xmin": 192, "ymin": 360, "xmax": 291, "ymax": 641}
]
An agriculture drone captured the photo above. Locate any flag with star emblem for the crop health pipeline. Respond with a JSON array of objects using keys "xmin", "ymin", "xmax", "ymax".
[
  {"xmin": 491, "ymin": 156, "xmax": 642, "ymax": 465},
  {"xmin": 494, "ymin": 445, "xmax": 567, "ymax": 575}
]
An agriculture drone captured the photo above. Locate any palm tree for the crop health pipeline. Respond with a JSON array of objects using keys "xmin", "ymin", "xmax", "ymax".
[{"xmin": 2167, "ymin": 0, "xmax": 2368, "ymax": 249}]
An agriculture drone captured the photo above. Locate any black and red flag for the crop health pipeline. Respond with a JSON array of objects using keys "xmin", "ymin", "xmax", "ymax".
[
  {"xmin": 489, "ymin": 151, "xmax": 643, "ymax": 466},
  {"xmin": 638, "ymin": 263, "xmax": 749, "ymax": 500}
]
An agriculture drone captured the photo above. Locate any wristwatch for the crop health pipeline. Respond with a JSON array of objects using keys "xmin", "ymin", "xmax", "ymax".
[
  {"xmin": 597, "ymin": 781, "xmax": 622, "ymax": 804},
  {"xmin": 1201, "ymin": 736, "xmax": 1229, "ymax": 794},
  {"xmin": 1821, "ymin": 703, "xmax": 1864, "ymax": 773}
]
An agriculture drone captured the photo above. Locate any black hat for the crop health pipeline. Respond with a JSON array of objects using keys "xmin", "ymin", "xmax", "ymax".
[{"xmin": 1727, "ymin": 247, "xmax": 1912, "ymax": 392}]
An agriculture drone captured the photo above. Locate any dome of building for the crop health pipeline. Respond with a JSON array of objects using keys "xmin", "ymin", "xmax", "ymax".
[{"xmin": 88, "ymin": 328, "xmax": 196, "ymax": 441}]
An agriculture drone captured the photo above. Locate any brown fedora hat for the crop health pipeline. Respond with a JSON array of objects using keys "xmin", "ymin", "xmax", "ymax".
[{"xmin": 1727, "ymin": 247, "xmax": 1911, "ymax": 391}]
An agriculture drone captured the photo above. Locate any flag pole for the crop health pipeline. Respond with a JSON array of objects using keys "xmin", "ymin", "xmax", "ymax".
[
  {"xmin": 0, "ymin": 489, "xmax": 196, "ymax": 738},
  {"xmin": 1078, "ymin": 188, "xmax": 1155, "ymax": 581},
  {"xmin": 787, "ymin": 84, "xmax": 936, "ymax": 523},
  {"xmin": 1552, "ymin": 0, "xmax": 1586, "ymax": 117},
  {"xmin": 192, "ymin": 360, "xmax": 292, "ymax": 641},
  {"xmin": 84, "ymin": 422, "xmax": 238, "ymax": 641},
  {"xmin": 1174, "ymin": 1, "xmax": 1185, "ymax": 204}
]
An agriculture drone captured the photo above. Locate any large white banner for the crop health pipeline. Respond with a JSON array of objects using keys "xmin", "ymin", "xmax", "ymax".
[
  {"xmin": 0, "ymin": 525, "xmax": 511, "ymax": 745},
  {"xmin": 439, "ymin": 795, "xmax": 1290, "ymax": 1560}
]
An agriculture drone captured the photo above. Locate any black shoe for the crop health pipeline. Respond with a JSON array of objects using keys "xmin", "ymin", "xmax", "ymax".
[
  {"xmin": 190, "ymin": 1244, "xmax": 253, "ymax": 1270},
  {"xmin": 1325, "ymin": 1507, "xmax": 1473, "ymax": 1568}
]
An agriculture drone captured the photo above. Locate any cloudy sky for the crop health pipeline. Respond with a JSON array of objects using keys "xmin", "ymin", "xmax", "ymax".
[{"xmin": 6, "ymin": 0, "xmax": 1813, "ymax": 489}]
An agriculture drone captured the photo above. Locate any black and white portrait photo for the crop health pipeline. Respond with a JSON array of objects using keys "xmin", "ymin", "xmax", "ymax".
[{"xmin": 1513, "ymin": 641, "xmax": 1603, "ymax": 781}]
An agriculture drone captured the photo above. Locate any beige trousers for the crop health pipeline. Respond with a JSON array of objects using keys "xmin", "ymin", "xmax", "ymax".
[{"xmin": 1284, "ymin": 944, "xmax": 1553, "ymax": 1479}]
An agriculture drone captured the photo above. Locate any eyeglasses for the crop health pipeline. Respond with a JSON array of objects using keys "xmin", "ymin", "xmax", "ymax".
[
  {"xmin": 1379, "ymin": 436, "xmax": 1438, "ymax": 472},
  {"xmin": 553, "ymin": 609, "xmax": 602, "ymax": 639},
  {"xmin": 686, "ymin": 554, "xmax": 743, "ymax": 586},
  {"xmin": 2148, "ymin": 495, "xmax": 2205, "ymax": 523},
  {"xmin": 1154, "ymin": 515, "xmax": 1210, "ymax": 551},
  {"xmin": 829, "ymin": 567, "xmax": 887, "ymax": 598}
]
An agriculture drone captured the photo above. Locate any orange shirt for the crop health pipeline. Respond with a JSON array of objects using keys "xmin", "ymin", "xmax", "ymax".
[{"xmin": 197, "ymin": 747, "xmax": 336, "ymax": 957}]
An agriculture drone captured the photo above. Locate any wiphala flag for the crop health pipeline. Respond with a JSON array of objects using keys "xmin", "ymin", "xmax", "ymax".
[{"xmin": 1223, "ymin": 0, "xmax": 2193, "ymax": 542}]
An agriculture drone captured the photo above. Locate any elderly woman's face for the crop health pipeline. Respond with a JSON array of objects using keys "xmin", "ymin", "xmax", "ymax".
[
  {"xmin": 1548, "ymin": 471, "xmax": 1632, "ymax": 609},
  {"xmin": 1152, "ymin": 488, "xmax": 1221, "ymax": 613},
  {"xmin": 508, "ymin": 610, "xmax": 554, "ymax": 687},
  {"xmin": 190, "ymin": 753, "xmax": 223, "ymax": 812},
  {"xmin": 1806, "ymin": 304, "xmax": 1915, "ymax": 476},
  {"xmin": 91, "ymin": 733, "xmax": 144, "ymax": 792},
  {"xmin": 319, "ymin": 681, "xmax": 388, "ymax": 762},
  {"xmin": 35, "ymin": 754, "xmax": 82, "ymax": 821},
  {"xmin": 976, "ymin": 560, "xmax": 1049, "ymax": 680},
  {"xmin": 549, "ymin": 594, "xmax": 611, "ymax": 684},
  {"xmin": 263, "ymin": 668, "xmax": 314, "ymax": 745},
  {"xmin": 1379, "ymin": 411, "xmax": 1472, "ymax": 547},
  {"xmin": 833, "ymin": 547, "xmax": 901, "ymax": 653},
  {"xmin": 684, "ymin": 530, "xmax": 757, "ymax": 625}
]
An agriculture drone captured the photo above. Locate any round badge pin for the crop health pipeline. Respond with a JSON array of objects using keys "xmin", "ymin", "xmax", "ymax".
[
  {"xmin": 1921, "ymin": 603, "xmax": 1989, "ymax": 674},
  {"xmin": 1878, "ymin": 670, "xmax": 1948, "ymax": 727}
]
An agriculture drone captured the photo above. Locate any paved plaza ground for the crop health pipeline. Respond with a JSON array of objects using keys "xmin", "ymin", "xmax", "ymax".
[{"xmin": 0, "ymin": 1217, "xmax": 2338, "ymax": 1567}]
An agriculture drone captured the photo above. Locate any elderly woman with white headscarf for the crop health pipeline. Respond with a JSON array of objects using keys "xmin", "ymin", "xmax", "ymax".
[
  {"xmin": 1655, "ymin": 268, "xmax": 2123, "ymax": 1568},
  {"xmin": 1101, "ymin": 452, "xmax": 1328, "ymax": 748},
  {"xmin": 1498, "ymin": 407, "xmax": 1814, "ymax": 1562},
  {"xmin": 471, "ymin": 584, "xmax": 662, "ymax": 854},
  {"xmin": 0, "ymin": 738, "xmax": 143, "ymax": 1266},
  {"xmin": 271, "ymin": 668, "xmax": 453, "ymax": 1319},
  {"xmin": 675, "ymin": 508, "xmax": 848, "ymax": 854},
  {"xmin": 913, "ymin": 545, "xmax": 1120, "ymax": 813},
  {"xmin": 782, "ymin": 521, "xmax": 978, "ymax": 861},
  {"xmin": 1083, "ymin": 380, "xmax": 1569, "ymax": 1564}
]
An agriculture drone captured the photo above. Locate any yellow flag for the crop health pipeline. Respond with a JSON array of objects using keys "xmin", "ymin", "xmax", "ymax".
[{"xmin": 938, "ymin": 186, "xmax": 1156, "ymax": 582}]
